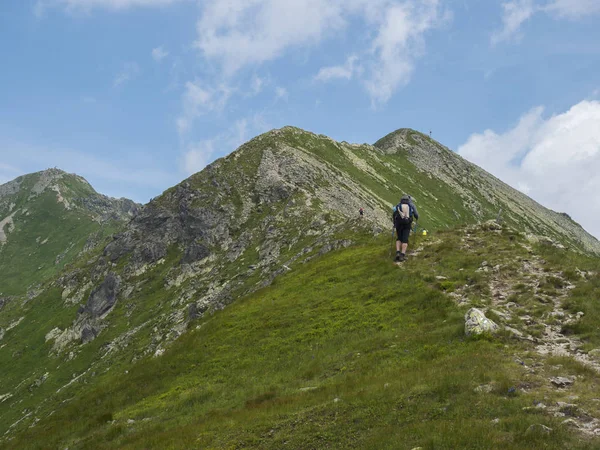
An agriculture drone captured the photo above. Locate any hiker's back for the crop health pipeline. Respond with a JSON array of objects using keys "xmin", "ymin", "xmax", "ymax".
[{"xmin": 394, "ymin": 198, "xmax": 413, "ymax": 226}]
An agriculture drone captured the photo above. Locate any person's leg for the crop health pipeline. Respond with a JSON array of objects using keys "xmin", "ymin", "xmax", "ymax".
[
  {"xmin": 394, "ymin": 228, "xmax": 402, "ymax": 261},
  {"xmin": 400, "ymin": 224, "xmax": 410, "ymax": 257}
]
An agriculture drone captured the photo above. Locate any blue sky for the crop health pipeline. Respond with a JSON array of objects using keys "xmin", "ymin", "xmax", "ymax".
[{"xmin": 1, "ymin": 0, "xmax": 600, "ymax": 236}]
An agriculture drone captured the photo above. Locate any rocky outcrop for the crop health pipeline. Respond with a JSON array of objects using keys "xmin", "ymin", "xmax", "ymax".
[
  {"xmin": 182, "ymin": 243, "xmax": 210, "ymax": 264},
  {"xmin": 82, "ymin": 273, "xmax": 120, "ymax": 318},
  {"xmin": 77, "ymin": 195, "xmax": 139, "ymax": 222},
  {"xmin": 464, "ymin": 308, "xmax": 499, "ymax": 336}
]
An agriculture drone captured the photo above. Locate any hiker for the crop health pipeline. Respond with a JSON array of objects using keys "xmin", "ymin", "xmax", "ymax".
[
  {"xmin": 393, "ymin": 195, "xmax": 419, "ymax": 262},
  {"xmin": 359, "ymin": 207, "xmax": 364, "ymax": 217}
]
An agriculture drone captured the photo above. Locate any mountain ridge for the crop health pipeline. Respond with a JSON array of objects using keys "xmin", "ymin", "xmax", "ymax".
[{"xmin": 1, "ymin": 126, "xmax": 600, "ymax": 448}]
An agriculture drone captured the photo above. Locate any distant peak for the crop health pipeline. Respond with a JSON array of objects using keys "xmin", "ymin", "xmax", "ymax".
[
  {"xmin": 263, "ymin": 126, "xmax": 313, "ymax": 137},
  {"xmin": 373, "ymin": 127, "xmax": 441, "ymax": 153},
  {"xmin": 39, "ymin": 168, "xmax": 67, "ymax": 176}
]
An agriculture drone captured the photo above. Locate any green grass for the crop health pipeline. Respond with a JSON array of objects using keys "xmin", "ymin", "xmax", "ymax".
[
  {"xmin": 5, "ymin": 229, "xmax": 596, "ymax": 450},
  {"xmin": 533, "ymin": 243, "xmax": 600, "ymax": 349},
  {"xmin": 0, "ymin": 190, "xmax": 120, "ymax": 295},
  {"xmin": 3, "ymin": 132, "xmax": 600, "ymax": 449}
]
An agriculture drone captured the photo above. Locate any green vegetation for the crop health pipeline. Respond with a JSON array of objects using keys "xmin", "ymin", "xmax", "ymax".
[
  {"xmin": 6, "ymin": 227, "xmax": 599, "ymax": 449},
  {"xmin": 2, "ymin": 130, "xmax": 600, "ymax": 449},
  {"xmin": 0, "ymin": 191, "xmax": 113, "ymax": 295},
  {"xmin": 533, "ymin": 243, "xmax": 600, "ymax": 350},
  {"xmin": 0, "ymin": 172, "xmax": 128, "ymax": 295}
]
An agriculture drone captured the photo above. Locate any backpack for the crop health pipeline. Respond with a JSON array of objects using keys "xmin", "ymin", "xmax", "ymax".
[{"xmin": 393, "ymin": 200, "xmax": 414, "ymax": 225}]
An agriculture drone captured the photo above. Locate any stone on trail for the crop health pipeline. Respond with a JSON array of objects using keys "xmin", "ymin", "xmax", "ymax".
[
  {"xmin": 474, "ymin": 383, "xmax": 495, "ymax": 394},
  {"xmin": 527, "ymin": 424, "xmax": 553, "ymax": 435},
  {"xmin": 464, "ymin": 308, "xmax": 499, "ymax": 336},
  {"xmin": 587, "ymin": 349, "xmax": 600, "ymax": 360},
  {"xmin": 561, "ymin": 418, "xmax": 580, "ymax": 429},
  {"xmin": 550, "ymin": 377, "xmax": 574, "ymax": 388}
]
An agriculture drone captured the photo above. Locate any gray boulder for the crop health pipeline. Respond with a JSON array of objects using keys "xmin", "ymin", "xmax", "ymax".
[
  {"xmin": 188, "ymin": 302, "xmax": 208, "ymax": 320},
  {"xmin": 83, "ymin": 273, "xmax": 121, "ymax": 318},
  {"xmin": 103, "ymin": 233, "xmax": 135, "ymax": 262},
  {"xmin": 465, "ymin": 308, "xmax": 499, "ymax": 336},
  {"xmin": 550, "ymin": 376, "xmax": 574, "ymax": 388},
  {"xmin": 182, "ymin": 243, "xmax": 210, "ymax": 264},
  {"xmin": 134, "ymin": 241, "xmax": 167, "ymax": 264},
  {"xmin": 81, "ymin": 324, "xmax": 99, "ymax": 344}
]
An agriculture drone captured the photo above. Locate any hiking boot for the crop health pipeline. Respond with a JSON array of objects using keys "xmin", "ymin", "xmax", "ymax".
[
  {"xmin": 399, "ymin": 253, "xmax": 406, "ymax": 262},
  {"xmin": 395, "ymin": 252, "xmax": 401, "ymax": 262}
]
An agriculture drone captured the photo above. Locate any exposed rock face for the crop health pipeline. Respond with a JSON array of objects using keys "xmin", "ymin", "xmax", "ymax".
[
  {"xmin": 464, "ymin": 308, "xmax": 499, "ymax": 336},
  {"xmin": 135, "ymin": 241, "xmax": 168, "ymax": 265},
  {"xmin": 77, "ymin": 195, "xmax": 139, "ymax": 222},
  {"xmin": 182, "ymin": 243, "xmax": 210, "ymax": 264},
  {"xmin": 0, "ymin": 176, "xmax": 22, "ymax": 199},
  {"xmin": 83, "ymin": 273, "xmax": 120, "ymax": 318},
  {"xmin": 80, "ymin": 324, "xmax": 98, "ymax": 344}
]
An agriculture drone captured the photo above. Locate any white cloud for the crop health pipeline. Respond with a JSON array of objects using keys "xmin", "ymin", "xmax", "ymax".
[
  {"xmin": 181, "ymin": 114, "xmax": 270, "ymax": 175},
  {"xmin": 458, "ymin": 100, "xmax": 600, "ymax": 238},
  {"xmin": 491, "ymin": 0, "xmax": 537, "ymax": 45},
  {"xmin": 182, "ymin": 140, "xmax": 216, "ymax": 175},
  {"xmin": 544, "ymin": 0, "xmax": 600, "ymax": 18},
  {"xmin": 194, "ymin": 0, "xmax": 446, "ymax": 105},
  {"xmin": 492, "ymin": 0, "xmax": 600, "ymax": 44},
  {"xmin": 275, "ymin": 86, "xmax": 288, "ymax": 102},
  {"xmin": 152, "ymin": 46, "xmax": 169, "ymax": 62},
  {"xmin": 365, "ymin": 0, "xmax": 446, "ymax": 105},
  {"xmin": 194, "ymin": 0, "xmax": 348, "ymax": 75},
  {"xmin": 114, "ymin": 62, "xmax": 141, "ymax": 87},
  {"xmin": 39, "ymin": 0, "xmax": 447, "ymax": 105},
  {"xmin": 315, "ymin": 55, "xmax": 361, "ymax": 82},
  {"xmin": 249, "ymin": 75, "xmax": 268, "ymax": 96},
  {"xmin": 176, "ymin": 80, "xmax": 234, "ymax": 135}
]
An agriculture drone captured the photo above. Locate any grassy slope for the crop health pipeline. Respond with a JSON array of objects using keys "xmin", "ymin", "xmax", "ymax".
[
  {"xmin": 280, "ymin": 129, "xmax": 479, "ymax": 230},
  {"xmin": 0, "ymin": 175, "xmax": 120, "ymax": 296},
  {"xmin": 0, "ymin": 244, "xmax": 184, "ymax": 435},
  {"xmin": 3, "ymin": 131, "xmax": 600, "ymax": 449},
  {"xmin": 7, "ymin": 227, "xmax": 600, "ymax": 450}
]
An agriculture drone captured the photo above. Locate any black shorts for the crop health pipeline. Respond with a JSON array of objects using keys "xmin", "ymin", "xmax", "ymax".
[{"xmin": 396, "ymin": 222, "xmax": 412, "ymax": 244}]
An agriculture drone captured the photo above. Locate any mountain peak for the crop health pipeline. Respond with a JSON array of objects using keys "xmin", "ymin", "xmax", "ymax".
[{"xmin": 374, "ymin": 128, "xmax": 440, "ymax": 153}]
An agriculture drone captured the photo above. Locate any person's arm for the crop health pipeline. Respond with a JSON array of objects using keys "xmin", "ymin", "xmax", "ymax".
[{"xmin": 412, "ymin": 202, "xmax": 419, "ymax": 220}]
